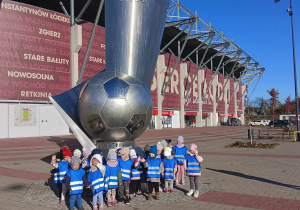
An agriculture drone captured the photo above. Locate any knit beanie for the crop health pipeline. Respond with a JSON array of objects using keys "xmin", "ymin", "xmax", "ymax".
[
  {"xmin": 92, "ymin": 149, "xmax": 103, "ymax": 156},
  {"xmin": 129, "ymin": 149, "xmax": 137, "ymax": 158},
  {"xmin": 164, "ymin": 147, "xmax": 172, "ymax": 157},
  {"xmin": 190, "ymin": 143, "xmax": 197, "ymax": 151},
  {"xmin": 108, "ymin": 151, "xmax": 117, "ymax": 160},
  {"xmin": 149, "ymin": 145, "xmax": 157, "ymax": 156},
  {"xmin": 160, "ymin": 140, "xmax": 168, "ymax": 148},
  {"xmin": 144, "ymin": 144, "xmax": 151, "ymax": 153},
  {"xmin": 63, "ymin": 148, "xmax": 72, "ymax": 158},
  {"xmin": 121, "ymin": 147, "xmax": 130, "ymax": 160},
  {"xmin": 156, "ymin": 142, "xmax": 163, "ymax": 151},
  {"xmin": 177, "ymin": 136, "xmax": 184, "ymax": 143},
  {"xmin": 82, "ymin": 148, "xmax": 92, "ymax": 159},
  {"xmin": 73, "ymin": 149, "xmax": 82, "ymax": 158},
  {"xmin": 70, "ymin": 156, "xmax": 80, "ymax": 165}
]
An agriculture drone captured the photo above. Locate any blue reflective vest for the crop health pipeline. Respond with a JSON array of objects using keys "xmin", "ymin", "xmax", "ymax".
[
  {"xmin": 185, "ymin": 154, "xmax": 201, "ymax": 174},
  {"xmin": 87, "ymin": 170, "xmax": 104, "ymax": 195},
  {"xmin": 162, "ymin": 158, "xmax": 176, "ymax": 179},
  {"xmin": 66, "ymin": 168, "xmax": 86, "ymax": 195},
  {"xmin": 146, "ymin": 158, "xmax": 162, "ymax": 178},
  {"xmin": 54, "ymin": 161, "xmax": 69, "ymax": 183},
  {"xmin": 118, "ymin": 158, "xmax": 133, "ymax": 181},
  {"xmin": 104, "ymin": 165, "xmax": 120, "ymax": 191},
  {"xmin": 173, "ymin": 146, "xmax": 188, "ymax": 164},
  {"xmin": 131, "ymin": 158, "xmax": 142, "ymax": 179}
]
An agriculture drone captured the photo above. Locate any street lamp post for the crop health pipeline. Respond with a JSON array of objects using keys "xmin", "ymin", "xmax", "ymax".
[{"xmin": 275, "ymin": 0, "xmax": 299, "ymax": 140}]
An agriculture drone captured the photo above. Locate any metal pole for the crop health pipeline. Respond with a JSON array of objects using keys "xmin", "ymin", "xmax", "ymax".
[
  {"xmin": 289, "ymin": 0, "xmax": 300, "ymax": 139},
  {"xmin": 77, "ymin": 0, "xmax": 105, "ymax": 85},
  {"xmin": 70, "ymin": 0, "xmax": 75, "ymax": 26}
]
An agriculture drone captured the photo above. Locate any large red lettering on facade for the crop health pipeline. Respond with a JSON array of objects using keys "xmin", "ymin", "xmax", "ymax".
[{"xmin": 0, "ymin": 0, "xmax": 105, "ymax": 100}]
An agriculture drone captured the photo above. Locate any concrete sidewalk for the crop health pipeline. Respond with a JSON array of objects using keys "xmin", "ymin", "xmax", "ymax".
[{"xmin": 0, "ymin": 126, "xmax": 299, "ymax": 210}]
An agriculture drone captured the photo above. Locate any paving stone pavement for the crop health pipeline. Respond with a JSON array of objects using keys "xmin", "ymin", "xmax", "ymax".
[{"xmin": 0, "ymin": 126, "xmax": 300, "ymax": 210}]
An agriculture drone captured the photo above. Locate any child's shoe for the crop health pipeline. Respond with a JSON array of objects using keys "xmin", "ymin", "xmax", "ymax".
[
  {"xmin": 148, "ymin": 193, "xmax": 152, "ymax": 200},
  {"xmin": 58, "ymin": 200, "xmax": 65, "ymax": 207},
  {"xmin": 107, "ymin": 201, "xmax": 112, "ymax": 207},
  {"xmin": 125, "ymin": 196, "xmax": 130, "ymax": 204},
  {"xmin": 78, "ymin": 206, "xmax": 84, "ymax": 210},
  {"xmin": 181, "ymin": 180, "xmax": 185, "ymax": 186},
  {"xmin": 193, "ymin": 190, "xmax": 199, "ymax": 198},
  {"xmin": 187, "ymin": 189, "xmax": 194, "ymax": 196},
  {"xmin": 175, "ymin": 180, "xmax": 180, "ymax": 185},
  {"xmin": 130, "ymin": 194, "xmax": 134, "ymax": 200},
  {"xmin": 159, "ymin": 186, "xmax": 163, "ymax": 192},
  {"xmin": 170, "ymin": 189, "xmax": 174, "ymax": 193},
  {"xmin": 93, "ymin": 205, "xmax": 98, "ymax": 210},
  {"xmin": 155, "ymin": 192, "xmax": 159, "ymax": 200},
  {"xmin": 165, "ymin": 188, "xmax": 169, "ymax": 193},
  {"xmin": 112, "ymin": 200, "xmax": 118, "ymax": 207},
  {"xmin": 99, "ymin": 204, "xmax": 104, "ymax": 210}
]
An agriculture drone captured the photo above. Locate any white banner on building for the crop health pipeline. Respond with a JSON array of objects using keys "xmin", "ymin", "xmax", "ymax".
[{"xmin": 14, "ymin": 105, "xmax": 37, "ymax": 127}]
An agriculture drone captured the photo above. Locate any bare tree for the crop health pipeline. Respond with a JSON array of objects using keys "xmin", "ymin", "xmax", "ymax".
[{"xmin": 268, "ymin": 88, "xmax": 279, "ymax": 130}]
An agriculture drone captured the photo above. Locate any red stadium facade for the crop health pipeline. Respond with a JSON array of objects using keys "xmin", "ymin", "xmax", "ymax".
[{"xmin": 0, "ymin": 0, "xmax": 246, "ymax": 138}]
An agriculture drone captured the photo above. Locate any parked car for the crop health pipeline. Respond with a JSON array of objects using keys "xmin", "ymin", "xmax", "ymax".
[
  {"xmin": 249, "ymin": 120, "xmax": 267, "ymax": 126},
  {"xmin": 268, "ymin": 120, "xmax": 288, "ymax": 128}
]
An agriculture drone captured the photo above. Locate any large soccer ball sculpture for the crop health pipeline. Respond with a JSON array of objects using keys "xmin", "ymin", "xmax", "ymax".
[
  {"xmin": 50, "ymin": 0, "xmax": 170, "ymax": 151},
  {"xmin": 78, "ymin": 71, "xmax": 152, "ymax": 142}
]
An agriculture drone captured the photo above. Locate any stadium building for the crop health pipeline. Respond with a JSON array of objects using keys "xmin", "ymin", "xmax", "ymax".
[{"xmin": 0, "ymin": 0, "xmax": 264, "ymax": 138}]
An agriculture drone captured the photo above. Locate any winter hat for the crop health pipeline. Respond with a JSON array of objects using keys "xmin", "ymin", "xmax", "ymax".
[
  {"xmin": 108, "ymin": 151, "xmax": 117, "ymax": 160},
  {"xmin": 177, "ymin": 136, "xmax": 184, "ymax": 143},
  {"xmin": 144, "ymin": 144, "xmax": 151, "ymax": 153},
  {"xmin": 121, "ymin": 147, "xmax": 130, "ymax": 155},
  {"xmin": 82, "ymin": 148, "xmax": 92, "ymax": 159},
  {"xmin": 70, "ymin": 156, "xmax": 80, "ymax": 165},
  {"xmin": 62, "ymin": 147, "xmax": 72, "ymax": 158},
  {"xmin": 73, "ymin": 149, "xmax": 82, "ymax": 158},
  {"xmin": 164, "ymin": 147, "xmax": 172, "ymax": 157},
  {"xmin": 156, "ymin": 142, "xmax": 163, "ymax": 151},
  {"xmin": 165, "ymin": 139, "xmax": 172, "ymax": 144},
  {"xmin": 149, "ymin": 145, "xmax": 157, "ymax": 156},
  {"xmin": 160, "ymin": 140, "xmax": 168, "ymax": 148},
  {"xmin": 91, "ymin": 154, "xmax": 102, "ymax": 165},
  {"xmin": 190, "ymin": 143, "xmax": 197, "ymax": 151},
  {"xmin": 129, "ymin": 149, "xmax": 137, "ymax": 158},
  {"xmin": 92, "ymin": 149, "xmax": 103, "ymax": 156}
]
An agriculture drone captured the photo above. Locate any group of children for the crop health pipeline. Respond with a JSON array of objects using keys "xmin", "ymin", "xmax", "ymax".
[{"xmin": 50, "ymin": 136, "xmax": 203, "ymax": 210}]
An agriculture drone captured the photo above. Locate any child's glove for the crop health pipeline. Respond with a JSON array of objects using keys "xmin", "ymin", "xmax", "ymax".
[
  {"xmin": 82, "ymin": 160, "xmax": 87, "ymax": 168},
  {"xmin": 96, "ymin": 163, "xmax": 102, "ymax": 169}
]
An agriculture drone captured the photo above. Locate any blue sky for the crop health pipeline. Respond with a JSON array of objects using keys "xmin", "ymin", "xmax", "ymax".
[{"xmin": 178, "ymin": 0, "xmax": 300, "ymax": 103}]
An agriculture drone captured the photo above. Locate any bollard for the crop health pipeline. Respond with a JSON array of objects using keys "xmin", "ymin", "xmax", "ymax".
[{"xmin": 248, "ymin": 129, "xmax": 254, "ymax": 139}]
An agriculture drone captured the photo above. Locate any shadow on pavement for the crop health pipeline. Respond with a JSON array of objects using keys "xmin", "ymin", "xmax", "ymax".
[{"xmin": 206, "ymin": 168, "xmax": 300, "ymax": 190}]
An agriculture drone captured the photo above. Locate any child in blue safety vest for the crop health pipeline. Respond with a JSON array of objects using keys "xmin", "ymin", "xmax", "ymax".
[
  {"xmin": 65, "ymin": 156, "xmax": 89, "ymax": 210},
  {"xmin": 118, "ymin": 147, "xmax": 133, "ymax": 204},
  {"xmin": 162, "ymin": 147, "xmax": 177, "ymax": 193},
  {"xmin": 81, "ymin": 148, "xmax": 92, "ymax": 197},
  {"xmin": 88, "ymin": 154, "xmax": 106, "ymax": 210},
  {"xmin": 104, "ymin": 150, "xmax": 121, "ymax": 207},
  {"xmin": 184, "ymin": 143, "xmax": 203, "ymax": 198},
  {"xmin": 51, "ymin": 146, "xmax": 72, "ymax": 207},
  {"xmin": 129, "ymin": 149, "xmax": 143, "ymax": 199},
  {"xmin": 141, "ymin": 145, "xmax": 164, "ymax": 200},
  {"xmin": 173, "ymin": 136, "xmax": 188, "ymax": 185}
]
